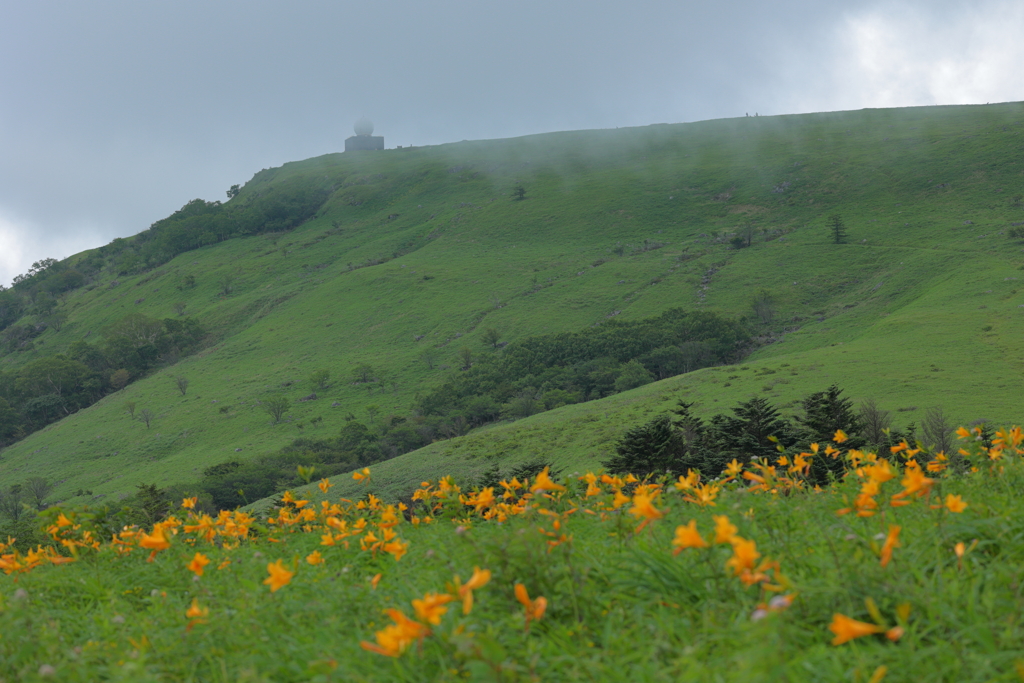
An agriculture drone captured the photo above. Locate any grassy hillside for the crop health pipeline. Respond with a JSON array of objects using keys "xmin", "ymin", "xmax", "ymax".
[
  {"xmin": 1, "ymin": 103, "xmax": 1023, "ymax": 506},
  {"xmin": 4, "ymin": 433, "xmax": 1023, "ymax": 681}
]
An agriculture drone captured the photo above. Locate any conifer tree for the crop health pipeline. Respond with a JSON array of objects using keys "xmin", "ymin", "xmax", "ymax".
[{"xmin": 828, "ymin": 214, "xmax": 848, "ymax": 244}]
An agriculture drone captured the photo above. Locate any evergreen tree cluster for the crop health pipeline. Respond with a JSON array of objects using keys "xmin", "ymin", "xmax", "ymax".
[{"xmin": 605, "ymin": 385, "xmax": 918, "ymax": 486}]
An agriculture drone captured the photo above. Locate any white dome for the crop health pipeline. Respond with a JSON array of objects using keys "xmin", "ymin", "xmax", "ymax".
[{"xmin": 354, "ymin": 117, "xmax": 374, "ymax": 136}]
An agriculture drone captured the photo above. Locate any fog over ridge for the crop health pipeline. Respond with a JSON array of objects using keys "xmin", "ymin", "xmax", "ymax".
[{"xmin": 1, "ymin": 0, "xmax": 1020, "ymax": 285}]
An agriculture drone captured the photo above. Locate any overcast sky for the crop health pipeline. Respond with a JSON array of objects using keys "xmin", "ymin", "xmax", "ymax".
[{"xmin": 1, "ymin": 0, "xmax": 1021, "ymax": 286}]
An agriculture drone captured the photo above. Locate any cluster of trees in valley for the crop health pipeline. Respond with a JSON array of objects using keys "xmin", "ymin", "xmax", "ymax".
[
  {"xmin": 0, "ymin": 313, "xmax": 205, "ymax": 443},
  {"xmin": 419, "ymin": 308, "xmax": 750, "ymax": 431}
]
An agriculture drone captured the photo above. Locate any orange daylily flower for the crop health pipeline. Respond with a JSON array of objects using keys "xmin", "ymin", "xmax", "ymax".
[
  {"xmin": 360, "ymin": 608, "xmax": 429, "ymax": 657},
  {"xmin": 514, "ymin": 583, "xmax": 548, "ymax": 632},
  {"xmin": 829, "ymin": 613, "xmax": 884, "ymax": 645},
  {"xmin": 879, "ymin": 525, "xmax": 900, "ymax": 568},
  {"xmin": 683, "ymin": 482, "xmax": 720, "ymax": 508},
  {"xmin": 454, "ymin": 566, "xmax": 491, "ymax": 614},
  {"xmin": 185, "ymin": 597, "xmax": 209, "ymax": 629},
  {"xmin": 628, "ymin": 492, "xmax": 664, "ymax": 533},
  {"xmin": 306, "ymin": 550, "xmax": 325, "ymax": 565},
  {"xmin": 139, "ymin": 524, "xmax": 171, "ymax": 561},
  {"xmin": 139, "ymin": 526, "xmax": 171, "ymax": 551},
  {"xmin": 529, "ymin": 467, "xmax": 566, "ymax": 493},
  {"xmin": 725, "ymin": 537, "xmax": 760, "ymax": 576},
  {"xmin": 187, "ymin": 552, "xmax": 210, "ymax": 576},
  {"xmin": 833, "ymin": 429, "xmax": 848, "ymax": 443},
  {"xmin": 723, "ymin": 459, "xmax": 744, "ymax": 481},
  {"xmin": 412, "ymin": 592, "xmax": 457, "ymax": 625},
  {"xmin": 353, "ymin": 468, "xmax": 371, "ymax": 484},
  {"xmin": 317, "ymin": 479, "xmax": 333, "ymax": 494},
  {"xmin": 182, "ymin": 497, "xmax": 197, "ymax": 510},
  {"xmin": 674, "ymin": 470, "xmax": 700, "ymax": 491},
  {"xmin": 672, "ymin": 520, "xmax": 708, "ymax": 554},
  {"xmin": 713, "ymin": 515, "xmax": 738, "ymax": 544},
  {"xmin": 263, "ymin": 559, "xmax": 294, "ymax": 592},
  {"xmin": 945, "ymin": 494, "xmax": 968, "ymax": 513}
]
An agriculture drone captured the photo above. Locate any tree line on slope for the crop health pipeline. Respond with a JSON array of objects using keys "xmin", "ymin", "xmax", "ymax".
[
  {"xmin": 606, "ymin": 385, "xmax": 969, "ymax": 485},
  {"xmin": 418, "ymin": 308, "xmax": 751, "ymax": 432},
  {"xmin": 0, "ymin": 176, "xmax": 330, "ymax": 336},
  {"xmin": 0, "ymin": 313, "xmax": 206, "ymax": 444}
]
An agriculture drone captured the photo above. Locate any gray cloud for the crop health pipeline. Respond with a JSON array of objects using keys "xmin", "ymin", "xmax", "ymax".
[{"xmin": 1, "ymin": 0, "xmax": 1019, "ymax": 285}]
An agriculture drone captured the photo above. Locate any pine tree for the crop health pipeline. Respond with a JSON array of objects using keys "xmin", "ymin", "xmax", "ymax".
[
  {"xmin": 707, "ymin": 397, "xmax": 797, "ymax": 467},
  {"xmin": 828, "ymin": 214, "xmax": 848, "ymax": 244},
  {"xmin": 796, "ymin": 384, "xmax": 864, "ymax": 484},
  {"xmin": 603, "ymin": 414, "xmax": 684, "ymax": 476}
]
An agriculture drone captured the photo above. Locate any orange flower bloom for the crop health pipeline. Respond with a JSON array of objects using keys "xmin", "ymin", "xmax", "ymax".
[
  {"xmin": 317, "ymin": 478, "xmax": 333, "ymax": 494},
  {"xmin": 514, "ymin": 583, "xmax": 548, "ymax": 632},
  {"xmin": 139, "ymin": 526, "xmax": 170, "ymax": 551},
  {"xmin": 725, "ymin": 537, "xmax": 760, "ymax": 577},
  {"xmin": 945, "ymin": 494, "xmax": 968, "ymax": 513},
  {"xmin": 455, "ymin": 566, "xmax": 491, "ymax": 614},
  {"xmin": 360, "ymin": 608, "xmax": 430, "ymax": 657},
  {"xmin": 382, "ymin": 538, "xmax": 409, "ymax": 562},
  {"xmin": 529, "ymin": 467, "xmax": 566, "ymax": 493},
  {"xmin": 829, "ymin": 613, "xmax": 884, "ymax": 645},
  {"xmin": 833, "ymin": 429, "xmax": 848, "ymax": 444},
  {"xmin": 879, "ymin": 525, "xmax": 901, "ymax": 568},
  {"xmin": 185, "ymin": 597, "xmax": 209, "ymax": 628},
  {"xmin": 306, "ymin": 550, "xmax": 325, "ymax": 565},
  {"xmin": 353, "ymin": 468, "xmax": 371, "ymax": 484},
  {"xmin": 628, "ymin": 492, "xmax": 664, "ymax": 533},
  {"xmin": 722, "ymin": 459, "xmax": 744, "ymax": 482},
  {"xmin": 672, "ymin": 520, "xmax": 708, "ymax": 554},
  {"xmin": 263, "ymin": 559, "xmax": 294, "ymax": 592},
  {"xmin": 370, "ymin": 573, "xmax": 382, "ymax": 590},
  {"xmin": 182, "ymin": 497, "xmax": 197, "ymax": 509},
  {"xmin": 900, "ymin": 462, "xmax": 935, "ymax": 498},
  {"xmin": 139, "ymin": 524, "xmax": 171, "ymax": 562},
  {"xmin": 412, "ymin": 592, "xmax": 457, "ymax": 625},
  {"xmin": 611, "ymin": 490, "xmax": 631, "ymax": 510},
  {"xmin": 713, "ymin": 515, "xmax": 738, "ymax": 544},
  {"xmin": 187, "ymin": 552, "xmax": 210, "ymax": 576},
  {"xmin": 674, "ymin": 470, "xmax": 700, "ymax": 491}
]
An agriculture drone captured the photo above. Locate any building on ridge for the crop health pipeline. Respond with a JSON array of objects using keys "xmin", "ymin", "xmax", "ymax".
[{"xmin": 345, "ymin": 117, "xmax": 384, "ymax": 152}]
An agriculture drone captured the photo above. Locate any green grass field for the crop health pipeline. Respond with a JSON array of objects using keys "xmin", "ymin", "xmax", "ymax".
[
  {"xmin": 0, "ymin": 102, "xmax": 1022, "ymax": 509},
  {"xmin": 3, "ymin": 434, "xmax": 1023, "ymax": 681}
]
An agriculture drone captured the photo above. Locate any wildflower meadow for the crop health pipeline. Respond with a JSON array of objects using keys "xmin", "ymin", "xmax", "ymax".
[{"xmin": 2, "ymin": 427, "xmax": 1024, "ymax": 682}]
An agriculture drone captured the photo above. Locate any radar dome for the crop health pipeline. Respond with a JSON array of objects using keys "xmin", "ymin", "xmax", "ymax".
[{"xmin": 354, "ymin": 117, "xmax": 374, "ymax": 136}]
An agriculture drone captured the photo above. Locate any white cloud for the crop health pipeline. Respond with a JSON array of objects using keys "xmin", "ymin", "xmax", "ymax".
[
  {"xmin": 0, "ymin": 207, "xmax": 109, "ymax": 287},
  {"xmin": 833, "ymin": 1, "xmax": 1024, "ymax": 109},
  {"xmin": 0, "ymin": 211, "xmax": 27, "ymax": 287}
]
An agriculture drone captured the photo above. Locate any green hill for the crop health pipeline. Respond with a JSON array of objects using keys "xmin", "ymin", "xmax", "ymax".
[{"xmin": 1, "ymin": 102, "xmax": 1023, "ymax": 508}]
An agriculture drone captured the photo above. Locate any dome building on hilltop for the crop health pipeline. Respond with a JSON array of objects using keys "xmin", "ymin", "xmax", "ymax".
[{"xmin": 345, "ymin": 117, "xmax": 384, "ymax": 152}]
